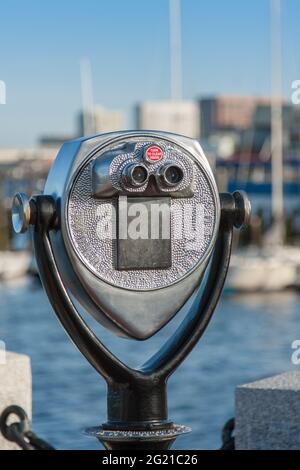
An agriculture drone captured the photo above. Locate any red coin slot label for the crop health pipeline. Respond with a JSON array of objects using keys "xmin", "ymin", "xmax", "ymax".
[{"xmin": 145, "ymin": 146, "xmax": 163, "ymax": 162}]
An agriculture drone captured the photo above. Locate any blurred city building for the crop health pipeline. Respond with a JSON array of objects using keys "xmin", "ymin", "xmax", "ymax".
[
  {"xmin": 240, "ymin": 102, "xmax": 300, "ymax": 159},
  {"xmin": 200, "ymin": 95, "xmax": 270, "ymax": 138},
  {"xmin": 199, "ymin": 95, "xmax": 270, "ymax": 160},
  {"xmin": 136, "ymin": 100, "xmax": 200, "ymax": 139},
  {"xmin": 78, "ymin": 105, "xmax": 125, "ymax": 136},
  {"xmin": 199, "ymin": 95, "xmax": 300, "ymax": 163}
]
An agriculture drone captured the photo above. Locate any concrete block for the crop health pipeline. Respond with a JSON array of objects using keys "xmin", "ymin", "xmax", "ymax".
[
  {"xmin": 0, "ymin": 351, "xmax": 32, "ymax": 450},
  {"xmin": 235, "ymin": 370, "xmax": 300, "ymax": 450}
]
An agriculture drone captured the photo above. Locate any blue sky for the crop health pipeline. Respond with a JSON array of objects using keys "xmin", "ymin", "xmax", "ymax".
[{"xmin": 0, "ymin": 0, "xmax": 299, "ymax": 147}]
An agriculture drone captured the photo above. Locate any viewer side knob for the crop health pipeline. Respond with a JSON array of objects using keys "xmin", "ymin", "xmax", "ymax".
[
  {"xmin": 233, "ymin": 190, "xmax": 251, "ymax": 229},
  {"xmin": 12, "ymin": 192, "xmax": 36, "ymax": 234}
]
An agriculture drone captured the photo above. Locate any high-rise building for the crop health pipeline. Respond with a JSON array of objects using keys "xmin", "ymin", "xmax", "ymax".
[
  {"xmin": 200, "ymin": 96, "xmax": 270, "ymax": 139},
  {"xmin": 136, "ymin": 100, "xmax": 200, "ymax": 139},
  {"xmin": 78, "ymin": 105, "xmax": 125, "ymax": 136}
]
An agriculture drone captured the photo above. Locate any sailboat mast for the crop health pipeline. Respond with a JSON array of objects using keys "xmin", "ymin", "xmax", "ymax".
[
  {"xmin": 169, "ymin": 0, "xmax": 182, "ymax": 100},
  {"xmin": 271, "ymin": 0, "xmax": 284, "ymax": 242}
]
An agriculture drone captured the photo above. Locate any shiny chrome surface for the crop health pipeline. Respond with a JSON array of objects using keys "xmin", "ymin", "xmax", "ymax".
[{"xmin": 12, "ymin": 192, "xmax": 34, "ymax": 234}]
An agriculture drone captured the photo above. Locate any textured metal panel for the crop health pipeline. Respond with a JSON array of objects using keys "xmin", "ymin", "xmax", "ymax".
[{"xmin": 67, "ymin": 137, "xmax": 216, "ymax": 291}]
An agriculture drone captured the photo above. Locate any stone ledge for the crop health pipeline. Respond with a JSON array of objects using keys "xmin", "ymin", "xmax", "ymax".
[
  {"xmin": 0, "ymin": 351, "xmax": 32, "ymax": 450},
  {"xmin": 235, "ymin": 370, "xmax": 300, "ymax": 450}
]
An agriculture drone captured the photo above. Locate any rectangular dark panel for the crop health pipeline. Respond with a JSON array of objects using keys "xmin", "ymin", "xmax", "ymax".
[{"xmin": 117, "ymin": 197, "xmax": 171, "ymax": 270}]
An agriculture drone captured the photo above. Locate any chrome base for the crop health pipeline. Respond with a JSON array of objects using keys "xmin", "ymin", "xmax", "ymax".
[{"xmin": 85, "ymin": 424, "xmax": 191, "ymax": 450}]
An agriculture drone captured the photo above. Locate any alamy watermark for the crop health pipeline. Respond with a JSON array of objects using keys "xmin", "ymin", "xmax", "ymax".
[
  {"xmin": 0, "ymin": 80, "xmax": 6, "ymax": 104},
  {"xmin": 291, "ymin": 80, "xmax": 300, "ymax": 105},
  {"xmin": 0, "ymin": 340, "xmax": 6, "ymax": 364},
  {"xmin": 95, "ymin": 196, "xmax": 205, "ymax": 251},
  {"xmin": 291, "ymin": 340, "xmax": 300, "ymax": 365}
]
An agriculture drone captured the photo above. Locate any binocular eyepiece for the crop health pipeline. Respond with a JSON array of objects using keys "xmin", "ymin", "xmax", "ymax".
[
  {"xmin": 92, "ymin": 142, "xmax": 190, "ymax": 199},
  {"xmin": 122, "ymin": 163, "xmax": 149, "ymax": 188},
  {"xmin": 158, "ymin": 163, "xmax": 184, "ymax": 187},
  {"xmin": 121, "ymin": 161, "xmax": 184, "ymax": 190}
]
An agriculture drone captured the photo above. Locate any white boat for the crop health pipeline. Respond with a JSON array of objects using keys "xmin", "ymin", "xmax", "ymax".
[
  {"xmin": 227, "ymin": 245, "xmax": 300, "ymax": 292},
  {"xmin": 0, "ymin": 251, "xmax": 31, "ymax": 281}
]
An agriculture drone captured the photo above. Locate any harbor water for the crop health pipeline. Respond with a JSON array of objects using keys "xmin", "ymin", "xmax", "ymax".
[{"xmin": 0, "ymin": 278, "xmax": 299, "ymax": 450}]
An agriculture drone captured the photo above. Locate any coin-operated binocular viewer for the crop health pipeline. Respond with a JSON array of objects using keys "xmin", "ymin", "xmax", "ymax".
[{"xmin": 12, "ymin": 131, "xmax": 250, "ymax": 450}]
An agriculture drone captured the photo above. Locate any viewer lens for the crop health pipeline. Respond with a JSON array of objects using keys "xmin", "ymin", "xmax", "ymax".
[
  {"xmin": 122, "ymin": 163, "xmax": 149, "ymax": 187},
  {"xmin": 131, "ymin": 165, "xmax": 148, "ymax": 185},
  {"xmin": 164, "ymin": 165, "xmax": 184, "ymax": 186}
]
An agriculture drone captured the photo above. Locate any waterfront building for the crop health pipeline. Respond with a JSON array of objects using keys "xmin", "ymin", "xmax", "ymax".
[
  {"xmin": 199, "ymin": 95, "xmax": 271, "ymax": 139},
  {"xmin": 136, "ymin": 100, "xmax": 200, "ymax": 139},
  {"xmin": 78, "ymin": 105, "xmax": 125, "ymax": 136}
]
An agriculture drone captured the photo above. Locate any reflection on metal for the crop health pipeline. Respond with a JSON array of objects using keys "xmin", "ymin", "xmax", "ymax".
[{"xmin": 12, "ymin": 193, "xmax": 35, "ymax": 234}]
